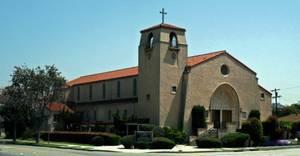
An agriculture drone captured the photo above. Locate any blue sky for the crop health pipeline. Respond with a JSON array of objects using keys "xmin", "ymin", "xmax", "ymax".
[{"xmin": 0, "ymin": 0, "xmax": 299, "ymax": 105}]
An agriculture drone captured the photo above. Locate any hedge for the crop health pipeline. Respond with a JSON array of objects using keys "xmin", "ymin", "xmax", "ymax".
[
  {"xmin": 134, "ymin": 141, "xmax": 150, "ymax": 149},
  {"xmin": 196, "ymin": 137, "xmax": 222, "ymax": 148},
  {"xmin": 151, "ymin": 137, "xmax": 176, "ymax": 149},
  {"xmin": 221, "ymin": 132, "xmax": 249, "ymax": 147},
  {"xmin": 40, "ymin": 131, "xmax": 120, "ymax": 145},
  {"xmin": 90, "ymin": 136, "xmax": 104, "ymax": 146}
]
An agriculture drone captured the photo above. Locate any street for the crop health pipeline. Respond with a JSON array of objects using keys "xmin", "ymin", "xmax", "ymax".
[{"xmin": 0, "ymin": 144, "xmax": 300, "ymax": 156}]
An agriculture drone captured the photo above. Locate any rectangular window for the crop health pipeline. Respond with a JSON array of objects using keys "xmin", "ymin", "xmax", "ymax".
[
  {"xmin": 171, "ymin": 86, "xmax": 177, "ymax": 94},
  {"xmin": 102, "ymin": 83, "xmax": 106, "ymax": 99},
  {"xmin": 89, "ymin": 85, "xmax": 93, "ymax": 100},
  {"xmin": 260, "ymin": 93, "xmax": 265, "ymax": 100},
  {"xmin": 77, "ymin": 87, "xmax": 80, "ymax": 101},
  {"xmin": 133, "ymin": 78, "xmax": 137, "ymax": 96},
  {"xmin": 117, "ymin": 81, "xmax": 121, "ymax": 97}
]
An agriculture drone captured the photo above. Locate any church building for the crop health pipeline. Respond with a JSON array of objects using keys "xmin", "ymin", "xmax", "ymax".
[{"xmin": 65, "ymin": 23, "xmax": 272, "ymax": 134}]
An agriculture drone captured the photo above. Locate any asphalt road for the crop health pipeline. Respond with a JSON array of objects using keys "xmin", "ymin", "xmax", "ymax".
[{"xmin": 1, "ymin": 144, "xmax": 300, "ymax": 156}]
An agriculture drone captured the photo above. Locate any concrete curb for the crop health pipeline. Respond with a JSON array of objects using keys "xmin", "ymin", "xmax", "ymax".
[{"xmin": 2, "ymin": 139, "xmax": 300, "ymax": 154}]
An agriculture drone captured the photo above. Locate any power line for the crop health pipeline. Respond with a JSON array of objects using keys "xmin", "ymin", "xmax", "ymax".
[{"xmin": 281, "ymin": 85, "xmax": 300, "ymax": 90}]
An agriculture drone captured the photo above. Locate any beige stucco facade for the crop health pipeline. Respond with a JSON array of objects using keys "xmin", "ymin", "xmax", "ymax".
[
  {"xmin": 182, "ymin": 54, "xmax": 272, "ymax": 134},
  {"xmin": 65, "ymin": 23, "xmax": 272, "ymax": 135},
  {"xmin": 66, "ymin": 76, "xmax": 138, "ymax": 121}
]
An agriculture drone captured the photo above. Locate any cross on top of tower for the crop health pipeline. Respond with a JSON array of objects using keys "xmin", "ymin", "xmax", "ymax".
[{"xmin": 160, "ymin": 8, "xmax": 167, "ymax": 24}]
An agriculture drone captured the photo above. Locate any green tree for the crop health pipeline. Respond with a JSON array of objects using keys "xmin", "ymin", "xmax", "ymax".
[
  {"xmin": 1, "ymin": 65, "xmax": 65, "ymax": 143},
  {"xmin": 192, "ymin": 105, "xmax": 207, "ymax": 134},
  {"xmin": 248, "ymin": 110, "xmax": 260, "ymax": 120},
  {"xmin": 0, "ymin": 84, "xmax": 32, "ymax": 142},
  {"xmin": 29, "ymin": 65, "xmax": 66, "ymax": 143}
]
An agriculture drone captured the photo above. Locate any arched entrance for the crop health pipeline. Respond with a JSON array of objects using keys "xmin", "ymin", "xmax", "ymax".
[{"xmin": 210, "ymin": 84, "xmax": 239, "ymax": 129}]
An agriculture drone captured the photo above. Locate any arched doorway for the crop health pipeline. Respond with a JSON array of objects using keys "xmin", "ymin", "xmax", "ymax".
[{"xmin": 210, "ymin": 84, "xmax": 239, "ymax": 129}]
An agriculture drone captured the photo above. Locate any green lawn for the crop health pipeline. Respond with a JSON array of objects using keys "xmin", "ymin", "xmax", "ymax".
[{"xmin": 2, "ymin": 139, "xmax": 97, "ymax": 151}]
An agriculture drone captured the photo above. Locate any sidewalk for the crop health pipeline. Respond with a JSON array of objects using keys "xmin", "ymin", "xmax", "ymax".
[{"xmin": 1, "ymin": 139, "xmax": 300, "ymax": 153}]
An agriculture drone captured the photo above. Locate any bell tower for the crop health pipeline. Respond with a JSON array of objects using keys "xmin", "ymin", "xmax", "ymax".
[{"xmin": 136, "ymin": 23, "xmax": 188, "ymax": 128}]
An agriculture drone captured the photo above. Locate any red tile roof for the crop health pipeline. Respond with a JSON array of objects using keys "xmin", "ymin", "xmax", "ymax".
[
  {"xmin": 186, "ymin": 50, "xmax": 225, "ymax": 67},
  {"xmin": 141, "ymin": 23, "xmax": 186, "ymax": 33},
  {"xmin": 67, "ymin": 50, "xmax": 251, "ymax": 86},
  {"xmin": 47, "ymin": 102, "xmax": 74, "ymax": 113},
  {"xmin": 67, "ymin": 67, "xmax": 138, "ymax": 86}
]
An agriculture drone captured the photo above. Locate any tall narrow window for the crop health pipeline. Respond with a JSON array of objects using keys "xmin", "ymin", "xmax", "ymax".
[
  {"xmin": 89, "ymin": 85, "xmax": 93, "ymax": 100},
  {"xmin": 123, "ymin": 110, "xmax": 128, "ymax": 120},
  {"xmin": 86, "ymin": 111, "xmax": 90, "ymax": 121},
  {"xmin": 117, "ymin": 81, "xmax": 121, "ymax": 97},
  {"xmin": 108, "ymin": 110, "xmax": 111, "ymax": 120},
  {"xmin": 133, "ymin": 78, "xmax": 137, "ymax": 96},
  {"xmin": 169, "ymin": 32, "xmax": 178, "ymax": 48},
  {"xmin": 94, "ymin": 110, "xmax": 97, "ymax": 121},
  {"xmin": 77, "ymin": 87, "xmax": 80, "ymax": 101},
  {"xmin": 146, "ymin": 33, "xmax": 154, "ymax": 49},
  {"xmin": 102, "ymin": 83, "xmax": 106, "ymax": 99}
]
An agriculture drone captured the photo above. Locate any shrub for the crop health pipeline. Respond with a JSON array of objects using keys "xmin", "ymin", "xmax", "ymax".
[
  {"xmin": 120, "ymin": 135, "xmax": 134, "ymax": 149},
  {"xmin": 152, "ymin": 126, "xmax": 165, "ymax": 137},
  {"xmin": 280, "ymin": 121, "xmax": 292, "ymax": 131},
  {"xmin": 151, "ymin": 137, "xmax": 176, "ymax": 149},
  {"xmin": 151, "ymin": 126, "xmax": 187, "ymax": 144},
  {"xmin": 280, "ymin": 121, "xmax": 292, "ymax": 139},
  {"xmin": 134, "ymin": 141, "xmax": 150, "ymax": 149},
  {"xmin": 262, "ymin": 116, "xmax": 279, "ymax": 136},
  {"xmin": 163, "ymin": 127, "xmax": 187, "ymax": 144},
  {"xmin": 90, "ymin": 136, "xmax": 104, "ymax": 146},
  {"xmin": 196, "ymin": 137, "xmax": 222, "ymax": 148},
  {"xmin": 192, "ymin": 105, "xmax": 207, "ymax": 134},
  {"xmin": 102, "ymin": 133, "xmax": 121, "ymax": 145},
  {"xmin": 291, "ymin": 121, "xmax": 300, "ymax": 138},
  {"xmin": 221, "ymin": 132, "xmax": 249, "ymax": 147},
  {"xmin": 3, "ymin": 120, "xmax": 26, "ymax": 139},
  {"xmin": 248, "ymin": 110, "xmax": 260, "ymax": 120},
  {"xmin": 241, "ymin": 118, "xmax": 263, "ymax": 146},
  {"xmin": 270, "ymin": 129, "xmax": 284, "ymax": 140}
]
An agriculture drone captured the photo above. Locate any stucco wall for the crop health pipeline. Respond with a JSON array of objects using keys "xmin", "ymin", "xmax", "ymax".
[
  {"xmin": 158, "ymin": 29, "xmax": 187, "ymax": 128},
  {"xmin": 66, "ymin": 76, "xmax": 137, "ymax": 104},
  {"xmin": 137, "ymin": 27, "xmax": 187, "ymax": 127},
  {"xmin": 77, "ymin": 102, "xmax": 135, "ymax": 122},
  {"xmin": 183, "ymin": 54, "xmax": 262, "ymax": 134},
  {"xmin": 259, "ymin": 88, "xmax": 272, "ymax": 121}
]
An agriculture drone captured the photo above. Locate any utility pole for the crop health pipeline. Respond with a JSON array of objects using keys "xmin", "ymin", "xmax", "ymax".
[{"xmin": 271, "ymin": 88, "xmax": 281, "ymax": 116}]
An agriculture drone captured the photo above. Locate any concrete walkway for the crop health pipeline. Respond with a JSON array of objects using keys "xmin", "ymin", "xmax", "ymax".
[{"xmin": 67, "ymin": 144, "xmax": 300, "ymax": 153}]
